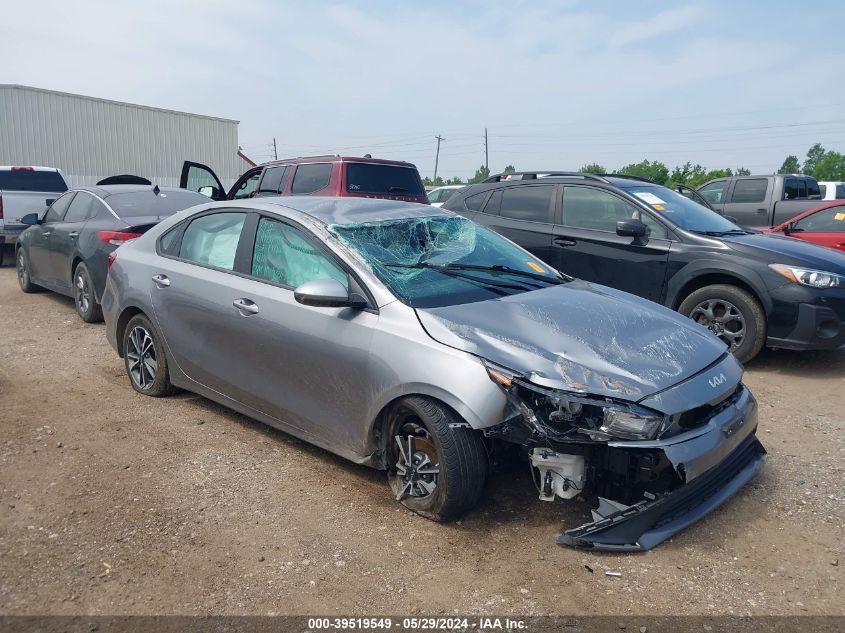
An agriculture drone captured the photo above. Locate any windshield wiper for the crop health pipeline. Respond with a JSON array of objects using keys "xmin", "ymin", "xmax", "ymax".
[
  {"xmin": 383, "ymin": 262, "xmax": 537, "ymax": 291},
  {"xmin": 440, "ymin": 263, "xmax": 565, "ymax": 284},
  {"xmin": 693, "ymin": 229, "xmax": 752, "ymax": 237}
]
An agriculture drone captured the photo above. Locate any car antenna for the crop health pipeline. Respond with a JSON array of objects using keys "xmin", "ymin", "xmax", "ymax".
[{"xmin": 153, "ymin": 185, "xmax": 160, "ymax": 195}]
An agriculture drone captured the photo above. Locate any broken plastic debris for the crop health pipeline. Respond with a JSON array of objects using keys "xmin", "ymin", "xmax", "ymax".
[{"xmin": 605, "ymin": 571, "xmax": 622, "ymax": 577}]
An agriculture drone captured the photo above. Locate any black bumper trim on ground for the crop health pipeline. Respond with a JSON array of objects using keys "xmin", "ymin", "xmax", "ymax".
[{"xmin": 557, "ymin": 433, "xmax": 766, "ymax": 551}]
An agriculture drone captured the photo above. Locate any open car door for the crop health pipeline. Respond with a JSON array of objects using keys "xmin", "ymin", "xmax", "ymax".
[
  {"xmin": 180, "ymin": 161, "xmax": 227, "ymax": 201},
  {"xmin": 675, "ymin": 184, "xmax": 715, "ymax": 211}
]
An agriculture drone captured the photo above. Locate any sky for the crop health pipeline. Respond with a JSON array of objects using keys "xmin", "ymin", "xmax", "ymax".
[{"xmin": 3, "ymin": 0, "xmax": 845, "ymax": 180}]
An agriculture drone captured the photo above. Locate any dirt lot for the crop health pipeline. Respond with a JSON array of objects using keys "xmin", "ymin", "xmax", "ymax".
[{"xmin": 0, "ymin": 253, "xmax": 842, "ymax": 617}]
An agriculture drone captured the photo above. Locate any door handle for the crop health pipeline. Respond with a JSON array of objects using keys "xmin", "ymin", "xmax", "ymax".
[
  {"xmin": 151, "ymin": 274, "xmax": 171, "ymax": 288},
  {"xmin": 233, "ymin": 298, "xmax": 259, "ymax": 315},
  {"xmin": 755, "ymin": 208, "xmax": 766, "ymax": 213},
  {"xmin": 553, "ymin": 236, "xmax": 577, "ymax": 247},
  {"xmin": 42, "ymin": 231, "xmax": 52, "ymax": 236},
  {"xmin": 68, "ymin": 231, "xmax": 79, "ymax": 239}
]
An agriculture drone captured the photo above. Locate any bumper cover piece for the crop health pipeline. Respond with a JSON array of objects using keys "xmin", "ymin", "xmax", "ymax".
[{"xmin": 557, "ymin": 433, "xmax": 766, "ymax": 551}]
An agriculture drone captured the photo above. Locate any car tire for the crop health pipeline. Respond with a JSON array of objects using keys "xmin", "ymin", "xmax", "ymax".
[
  {"xmin": 16, "ymin": 248, "xmax": 42, "ymax": 293},
  {"xmin": 387, "ymin": 396, "xmax": 487, "ymax": 522},
  {"xmin": 73, "ymin": 262, "xmax": 103, "ymax": 323},
  {"xmin": 123, "ymin": 314, "xmax": 177, "ymax": 397},
  {"xmin": 679, "ymin": 284, "xmax": 766, "ymax": 363}
]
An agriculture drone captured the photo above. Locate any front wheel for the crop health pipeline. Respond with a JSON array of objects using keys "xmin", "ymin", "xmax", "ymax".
[
  {"xmin": 16, "ymin": 248, "xmax": 42, "ymax": 293},
  {"xmin": 679, "ymin": 284, "xmax": 766, "ymax": 363},
  {"xmin": 387, "ymin": 397, "xmax": 487, "ymax": 521}
]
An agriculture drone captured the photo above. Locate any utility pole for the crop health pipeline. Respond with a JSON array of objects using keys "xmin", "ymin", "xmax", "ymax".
[
  {"xmin": 272, "ymin": 138, "xmax": 278, "ymax": 161},
  {"xmin": 484, "ymin": 127, "xmax": 489, "ymax": 171},
  {"xmin": 434, "ymin": 134, "xmax": 444, "ymax": 182}
]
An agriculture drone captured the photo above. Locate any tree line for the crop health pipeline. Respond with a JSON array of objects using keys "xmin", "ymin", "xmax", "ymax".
[{"xmin": 423, "ymin": 142, "xmax": 845, "ymax": 189}]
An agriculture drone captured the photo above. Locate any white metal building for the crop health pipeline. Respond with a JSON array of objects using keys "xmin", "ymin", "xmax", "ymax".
[{"xmin": 0, "ymin": 84, "xmax": 253, "ymax": 189}]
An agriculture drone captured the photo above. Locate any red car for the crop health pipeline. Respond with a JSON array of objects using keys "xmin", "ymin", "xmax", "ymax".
[
  {"xmin": 762, "ymin": 200, "xmax": 845, "ymax": 252},
  {"xmin": 180, "ymin": 156, "xmax": 429, "ymax": 205}
]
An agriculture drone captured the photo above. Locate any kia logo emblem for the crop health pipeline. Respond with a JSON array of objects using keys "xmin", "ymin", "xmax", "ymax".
[{"xmin": 709, "ymin": 373, "xmax": 727, "ymax": 388}]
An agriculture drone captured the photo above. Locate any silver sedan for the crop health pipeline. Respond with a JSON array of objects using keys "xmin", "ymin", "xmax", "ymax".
[{"xmin": 102, "ymin": 197, "xmax": 765, "ymax": 550}]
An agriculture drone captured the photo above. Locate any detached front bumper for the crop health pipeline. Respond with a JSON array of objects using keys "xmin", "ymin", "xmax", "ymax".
[{"xmin": 558, "ymin": 385, "xmax": 766, "ymax": 551}]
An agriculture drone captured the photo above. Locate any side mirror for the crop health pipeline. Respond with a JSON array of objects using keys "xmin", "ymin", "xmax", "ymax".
[
  {"xmin": 294, "ymin": 278, "xmax": 366, "ymax": 309},
  {"xmin": 616, "ymin": 218, "xmax": 647, "ymax": 238},
  {"xmin": 20, "ymin": 213, "xmax": 40, "ymax": 226},
  {"xmin": 198, "ymin": 185, "xmax": 220, "ymax": 199},
  {"xmin": 724, "ymin": 215, "xmax": 739, "ymax": 224}
]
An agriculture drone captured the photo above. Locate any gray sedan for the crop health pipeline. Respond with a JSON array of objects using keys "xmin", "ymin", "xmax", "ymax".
[{"xmin": 102, "ymin": 197, "xmax": 765, "ymax": 550}]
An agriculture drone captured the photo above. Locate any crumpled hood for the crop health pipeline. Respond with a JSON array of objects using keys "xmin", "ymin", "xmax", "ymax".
[{"xmin": 416, "ymin": 280, "xmax": 728, "ymax": 401}]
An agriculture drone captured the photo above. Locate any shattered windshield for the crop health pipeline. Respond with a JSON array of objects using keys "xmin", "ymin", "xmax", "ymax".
[{"xmin": 330, "ymin": 215, "xmax": 563, "ymax": 308}]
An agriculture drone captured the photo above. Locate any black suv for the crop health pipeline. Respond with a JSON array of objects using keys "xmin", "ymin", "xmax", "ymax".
[{"xmin": 444, "ymin": 172, "xmax": 845, "ymax": 362}]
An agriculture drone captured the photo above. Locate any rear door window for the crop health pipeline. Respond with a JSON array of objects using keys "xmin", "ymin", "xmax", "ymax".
[
  {"xmin": 499, "ymin": 185, "xmax": 554, "ymax": 222},
  {"xmin": 345, "ymin": 163, "xmax": 423, "ymax": 196},
  {"xmin": 179, "ymin": 212, "xmax": 247, "ymax": 270},
  {"xmin": 63, "ymin": 192, "xmax": 100, "ymax": 223},
  {"xmin": 292, "ymin": 163, "xmax": 332, "ymax": 194},
  {"xmin": 0, "ymin": 169, "xmax": 67, "ymax": 192},
  {"xmin": 729, "ymin": 179, "xmax": 768, "ymax": 203},
  {"xmin": 837, "ymin": 184, "xmax": 845, "ymax": 199}
]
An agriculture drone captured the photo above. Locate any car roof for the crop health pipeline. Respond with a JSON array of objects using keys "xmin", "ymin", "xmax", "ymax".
[
  {"xmin": 75, "ymin": 185, "xmax": 203, "ymax": 199},
  {"xmin": 257, "ymin": 155, "xmax": 419, "ymax": 169},
  {"xmin": 253, "ymin": 196, "xmax": 447, "ymax": 225}
]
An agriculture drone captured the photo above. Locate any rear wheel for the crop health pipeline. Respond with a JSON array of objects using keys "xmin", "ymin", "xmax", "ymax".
[
  {"xmin": 16, "ymin": 248, "xmax": 42, "ymax": 293},
  {"xmin": 679, "ymin": 284, "xmax": 766, "ymax": 363},
  {"xmin": 123, "ymin": 314, "xmax": 176, "ymax": 397},
  {"xmin": 387, "ymin": 397, "xmax": 487, "ymax": 521},
  {"xmin": 73, "ymin": 262, "xmax": 103, "ymax": 323}
]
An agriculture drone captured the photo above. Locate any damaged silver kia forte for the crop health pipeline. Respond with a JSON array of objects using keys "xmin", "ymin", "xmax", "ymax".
[{"xmin": 102, "ymin": 197, "xmax": 765, "ymax": 551}]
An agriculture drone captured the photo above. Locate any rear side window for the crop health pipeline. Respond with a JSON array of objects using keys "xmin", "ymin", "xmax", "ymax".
[
  {"xmin": 807, "ymin": 180, "xmax": 821, "ymax": 199},
  {"xmin": 463, "ymin": 192, "xmax": 487, "ymax": 211},
  {"xmin": 730, "ymin": 179, "xmax": 768, "ymax": 203},
  {"xmin": 837, "ymin": 184, "xmax": 845, "ymax": 199},
  {"xmin": 0, "ymin": 169, "xmax": 67, "ymax": 192},
  {"xmin": 483, "ymin": 190, "xmax": 503, "ymax": 215},
  {"xmin": 292, "ymin": 163, "xmax": 332, "ymax": 194},
  {"xmin": 107, "ymin": 191, "xmax": 207, "ymax": 218},
  {"xmin": 820, "ymin": 184, "xmax": 828, "ymax": 197},
  {"xmin": 179, "ymin": 213, "xmax": 247, "ymax": 270},
  {"xmin": 345, "ymin": 163, "xmax": 424, "ymax": 196},
  {"xmin": 499, "ymin": 185, "xmax": 554, "ymax": 222}
]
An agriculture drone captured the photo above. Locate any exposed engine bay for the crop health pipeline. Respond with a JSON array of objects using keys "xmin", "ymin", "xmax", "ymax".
[{"xmin": 482, "ymin": 368, "xmax": 766, "ymax": 551}]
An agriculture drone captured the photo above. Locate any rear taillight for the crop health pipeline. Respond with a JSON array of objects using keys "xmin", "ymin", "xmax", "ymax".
[
  {"xmin": 107, "ymin": 251, "xmax": 117, "ymax": 268},
  {"xmin": 99, "ymin": 230, "xmax": 142, "ymax": 246},
  {"xmin": 10, "ymin": 166, "xmax": 34, "ymax": 171}
]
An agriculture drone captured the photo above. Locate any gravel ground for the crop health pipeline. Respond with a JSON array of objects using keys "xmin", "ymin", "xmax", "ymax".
[{"xmin": 0, "ymin": 254, "xmax": 842, "ymax": 616}]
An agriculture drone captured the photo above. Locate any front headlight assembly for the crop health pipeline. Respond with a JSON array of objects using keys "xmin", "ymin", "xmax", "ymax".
[
  {"xmin": 600, "ymin": 409, "xmax": 664, "ymax": 441},
  {"xmin": 769, "ymin": 264, "xmax": 844, "ymax": 289}
]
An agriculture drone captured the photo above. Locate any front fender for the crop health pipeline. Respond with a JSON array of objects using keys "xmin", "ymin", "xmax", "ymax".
[{"xmin": 666, "ymin": 259, "xmax": 772, "ymax": 315}]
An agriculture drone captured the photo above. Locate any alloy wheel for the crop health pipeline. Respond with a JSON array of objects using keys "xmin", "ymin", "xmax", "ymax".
[
  {"xmin": 75, "ymin": 269, "xmax": 91, "ymax": 315},
  {"xmin": 126, "ymin": 326, "xmax": 157, "ymax": 390},
  {"xmin": 17, "ymin": 252, "xmax": 28, "ymax": 288},
  {"xmin": 690, "ymin": 298, "xmax": 745, "ymax": 351},
  {"xmin": 393, "ymin": 421, "xmax": 440, "ymax": 500}
]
